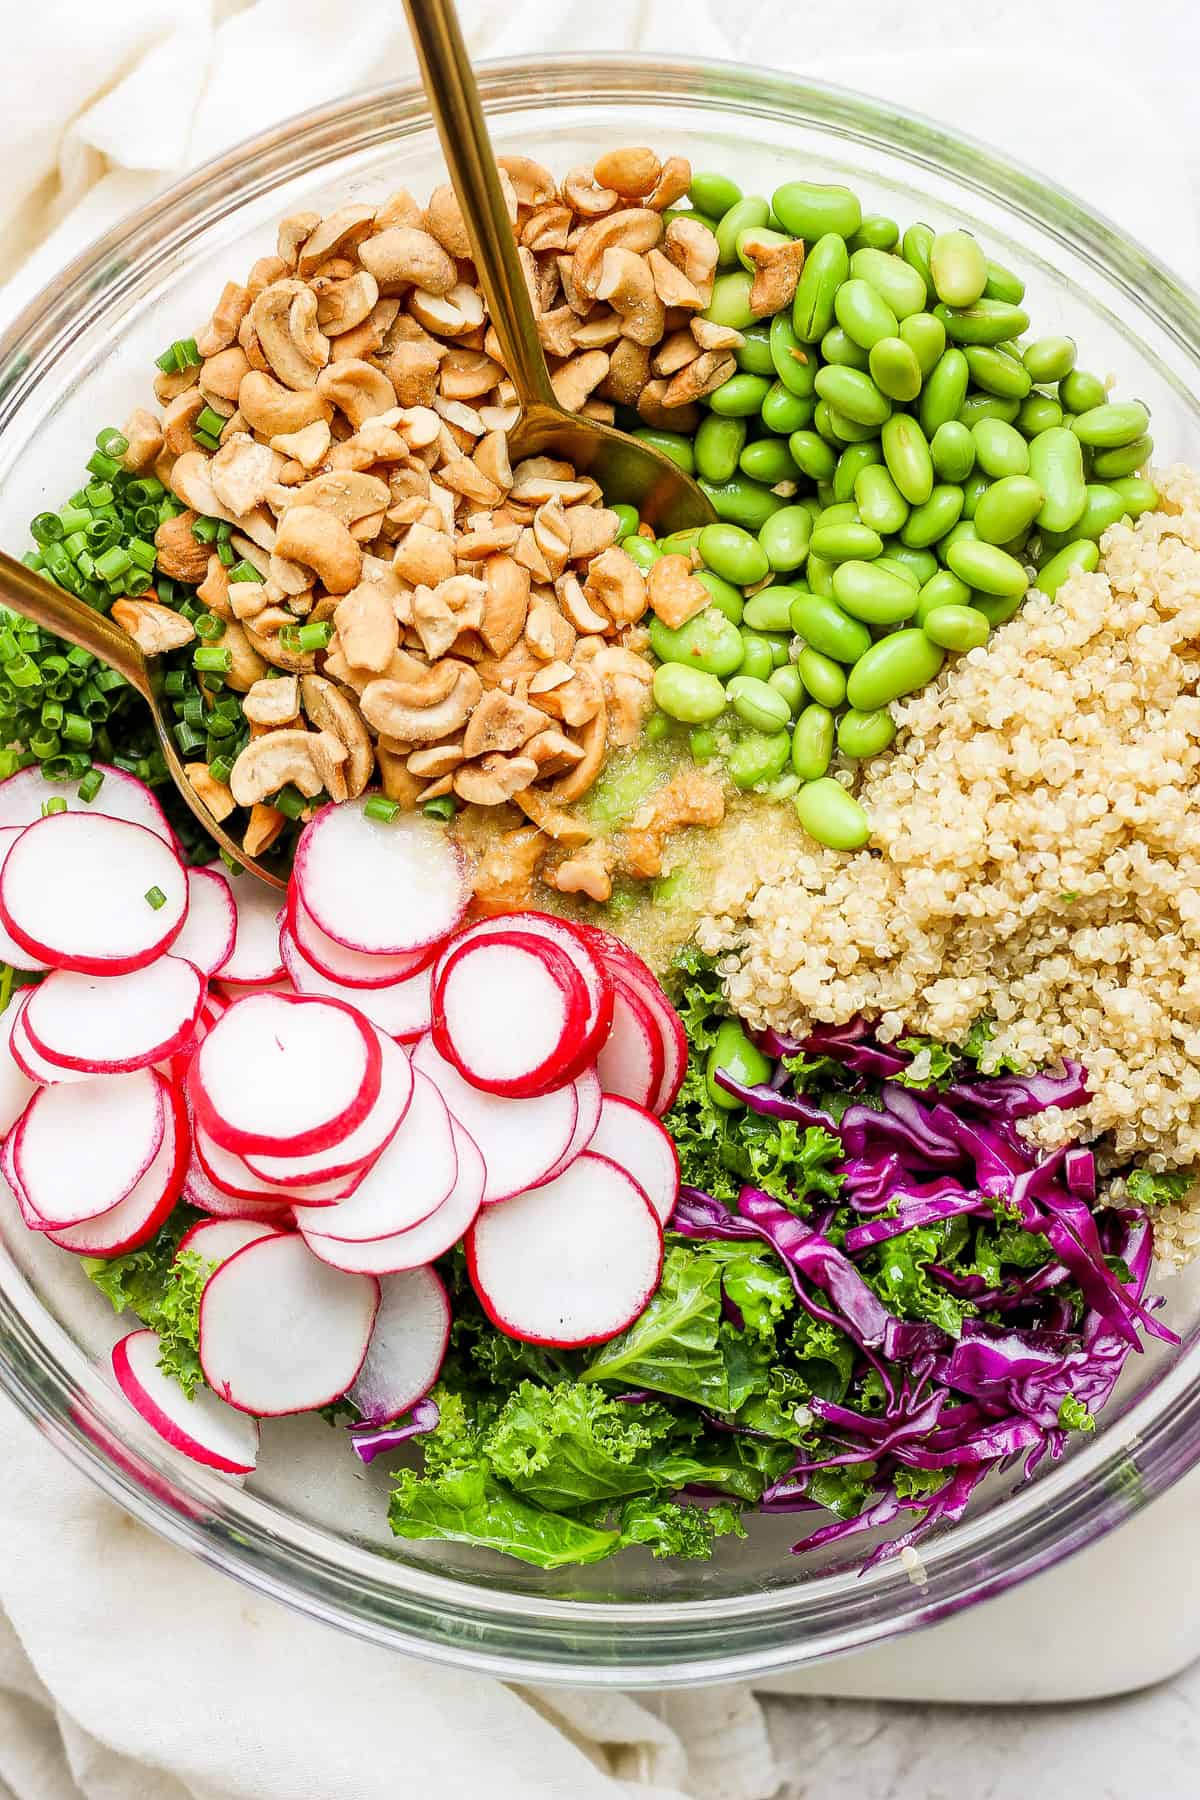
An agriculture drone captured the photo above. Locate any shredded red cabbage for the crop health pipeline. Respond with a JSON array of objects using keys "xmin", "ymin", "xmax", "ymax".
[{"xmin": 349, "ymin": 1397, "xmax": 440, "ymax": 1465}]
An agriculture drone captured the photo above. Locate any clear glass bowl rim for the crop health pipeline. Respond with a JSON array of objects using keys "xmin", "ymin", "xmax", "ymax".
[{"xmin": 3, "ymin": 52, "xmax": 1200, "ymax": 1687}]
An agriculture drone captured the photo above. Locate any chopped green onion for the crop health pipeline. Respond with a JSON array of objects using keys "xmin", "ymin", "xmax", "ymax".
[
  {"xmin": 423, "ymin": 796, "xmax": 458, "ymax": 822},
  {"xmin": 194, "ymin": 405, "xmax": 227, "ymax": 440},
  {"xmin": 173, "ymin": 721, "xmax": 206, "ymax": 755},
  {"xmin": 193, "ymin": 646, "xmax": 233, "ymax": 675},
  {"xmin": 94, "ymin": 429, "xmax": 128, "ymax": 460},
  {"xmin": 84, "ymin": 480, "xmax": 114, "ymax": 508},
  {"xmin": 216, "ymin": 539, "xmax": 236, "ymax": 567},
  {"xmin": 94, "ymin": 545, "xmax": 132, "ymax": 581},
  {"xmin": 227, "ymin": 560, "xmax": 261, "ymax": 584},
  {"xmin": 62, "ymin": 714, "xmax": 93, "ymax": 747},
  {"xmin": 191, "ymin": 516, "xmax": 220, "ymax": 544},
  {"xmin": 207, "ymin": 753, "xmax": 236, "ymax": 786},
  {"xmin": 271, "ymin": 785, "xmax": 309, "ymax": 820},
  {"xmin": 363, "ymin": 795, "xmax": 401, "ymax": 823},
  {"xmin": 85, "ymin": 451, "xmax": 121, "ymax": 482},
  {"xmin": 144, "ymin": 886, "xmax": 167, "ymax": 910},
  {"xmin": 77, "ymin": 768, "xmax": 104, "ymax": 804},
  {"xmin": 193, "ymin": 430, "xmax": 221, "ymax": 454},
  {"xmin": 163, "ymin": 670, "xmax": 187, "ymax": 697},
  {"xmin": 41, "ymin": 797, "xmax": 68, "ymax": 817},
  {"xmin": 30, "ymin": 513, "xmax": 63, "ymax": 546},
  {"xmin": 193, "ymin": 613, "xmax": 225, "ymax": 643}
]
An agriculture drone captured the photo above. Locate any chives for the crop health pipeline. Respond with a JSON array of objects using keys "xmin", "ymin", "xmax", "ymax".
[
  {"xmin": 163, "ymin": 670, "xmax": 187, "ymax": 697},
  {"xmin": 30, "ymin": 729, "xmax": 60, "ymax": 759},
  {"xmin": 271, "ymin": 785, "xmax": 309, "ymax": 820},
  {"xmin": 193, "ymin": 646, "xmax": 232, "ymax": 674},
  {"xmin": 85, "ymin": 451, "xmax": 121, "ymax": 482},
  {"xmin": 41, "ymin": 797, "xmax": 68, "ymax": 817},
  {"xmin": 94, "ymin": 545, "xmax": 132, "ymax": 581},
  {"xmin": 191, "ymin": 516, "xmax": 220, "ymax": 544},
  {"xmin": 174, "ymin": 720, "xmax": 206, "ymax": 755},
  {"xmin": 77, "ymin": 768, "xmax": 104, "ymax": 804},
  {"xmin": 128, "ymin": 539, "xmax": 157, "ymax": 572},
  {"xmin": 62, "ymin": 714, "xmax": 93, "ymax": 747},
  {"xmin": 193, "ymin": 613, "xmax": 225, "ymax": 642},
  {"xmin": 363, "ymin": 796, "xmax": 400, "ymax": 823},
  {"xmin": 40, "ymin": 702, "xmax": 64, "ymax": 731},
  {"xmin": 42, "ymin": 752, "xmax": 90, "ymax": 781},
  {"xmin": 85, "ymin": 480, "xmax": 115, "ymax": 508},
  {"xmin": 227, "ymin": 560, "xmax": 261, "ymax": 583},
  {"xmin": 207, "ymin": 753, "xmax": 236, "ymax": 786},
  {"xmin": 93, "ymin": 668, "xmax": 126, "ymax": 693},
  {"xmin": 281, "ymin": 620, "xmax": 333, "ymax": 655},
  {"xmin": 216, "ymin": 539, "xmax": 236, "ymax": 567},
  {"xmin": 194, "ymin": 405, "xmax": 227, "ymax": 440},
  {"xmin": 219, "ymin": 847, "xmax": 244, "ymax": 876},
  {"xmin": 58, "ymin": 505, "xmax": 91, "ymax": 534},
  {"xmin": 30, "ymin": 513, "xmax": 63, "ymax": 545},
  {"xmin": 94, "ymin": 428, "xmax": 128, "ymax": 460},
  {"xmin": 423, "ymin": 796, "xmax": 458, "ymax": 822},
  {"xmin": 144, "ymin": 886, "xmax": 167, "ymax": 910},
  {"xmin": 216, "ymin": 520, "xmax": 233, "ymax": 541}
]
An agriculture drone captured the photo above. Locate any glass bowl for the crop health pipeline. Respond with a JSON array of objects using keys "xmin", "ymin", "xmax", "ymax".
[{"xmin": 2, "ymin": 54, "xmax": 1200, "ymax": 1688}]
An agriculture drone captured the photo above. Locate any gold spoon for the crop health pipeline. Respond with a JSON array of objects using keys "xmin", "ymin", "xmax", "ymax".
[
  {"xmin": 0, "ymin": 548, "xmax": 287, "ymax": 887},
  {"xmin": 400, "ymin": 0, "xmax": 717, "ymax": 535}
]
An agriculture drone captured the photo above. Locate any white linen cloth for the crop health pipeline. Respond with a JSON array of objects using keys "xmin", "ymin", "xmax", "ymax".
[{"xmin": 0, "ymin": 5, "xmax": 1195, "ymax": 1798}]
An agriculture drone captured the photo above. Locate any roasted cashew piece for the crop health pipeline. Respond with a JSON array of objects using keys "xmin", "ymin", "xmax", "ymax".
[
  {"xmin": 251, "ymin": 280, "xmax": 328, "ymax": 390},
  {"xmin": 111, "ymin": 599, "xmax": 196, "ymax": 655},
  {"xmin": 332, "ymin": 580, "xmax": 401, "ymax": 673},
  {"xmin": 359, "ymin": 660, "xmax": 482, "ymax": 745},
  {"xmin": 238, "ymin": 370, "xmax": 333, "ymax": 437},
  {"xmin": 300, "ymin": 674, "xmax": 375, "ymax": 799},
  {"xmin": 274, "ymin": 505, "xmax": 363, "ymax": 596},
  {"xmin": 229, "ymin": 728, "xmax": 341, "ymax": 806},
  {"xmin": 360, "ymin": 227, "xmax": 456, "ymax": 296}
]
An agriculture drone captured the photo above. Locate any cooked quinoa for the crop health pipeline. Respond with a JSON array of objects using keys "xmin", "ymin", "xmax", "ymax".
[{"xmin": 697, "ymin": 465, "xmax": 1200, "ymax": 1261}]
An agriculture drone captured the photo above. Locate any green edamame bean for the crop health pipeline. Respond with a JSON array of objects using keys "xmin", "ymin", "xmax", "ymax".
[
  {"xmin": 922, "ymin": 603, "xmax": 990, "ymax": 651},
  {"xmin": 959, "ymin": 394, "xmax": 1022, "ymax": 428},
  {"xmin": 736, "ymin": 321, "xmax": 776, "ymax": 375},
  {"xmin": 649, "ymin": 607, "xmax": 745, "ymax": 677},
  {"xmin": 759, "ymin": 506, "xmax": 813, "ymax": 573},
  {"xmin": 831, "ymin": 559, "xmax": 920, "ymax": 624},
  {"xmin": 1071, "ymin": 401, "xmax": 1151, "ymax": 449},
  {"xmin": 1043, "ymin": 482, "xmax": 1126, "ymax": 545},
  {"xmin": 768, "ymin": 664, "xmax": 806, "ymax": 714},
  {"xmin": 898, "ymin": 310, "xmax": 947, "ymax": 377},
  {"xmin": 983, "ymin": 259, "xmax": 1025, "ymax": 305},
  {"xmin": 974, "ymin": 418, "xmax": 1031, "ymax": 478},
  {"xmin": 707, "ymin": 1018, "xmax": 773, "ymax": 1110},
  {"xmin": 820, "ymin": 326, "xmax": 870, "ymax": 370},
  {"xmin": 899, "ymin": 483, "xmax": 964, "ymax": 548},
  {"xmin": 1090, "ymin": 436, "xmax": 1153, "ymax": 479},
  {"xmin": 881, "ymin": 414, "xmax": 934, "ymax": 506},
  {"xmin": 833, "ymin": 441, "xmax": 883, "ymax": 502},
  {"xmin": 846, "ymin": 629, "xmax": 945, "ymax": 709},
  {"xmin": 761, "ymin": 382, "xmax": 815, "ymax": 435},
  {"xmin": 790, "ymin": 704, "xmax": 835, "ymax": 780},
  {"xmin": 690, "ymin": 727, "xmax": 718, "ymax": 762},
  {"xmin": 728, "ymin": 729, "xmax": 791, "ymax": 791},
  {"xmin": 611, "ymin": 503, "xmax": 640, "ymax": 539},
  {"xmin": 699, "ymin": 521, "xmax": 770, "ymax": 585},
  {"xmin": 797, "ymin": 646, "xmax": 847, "ymax": 708},
  {"xmin": 1022, "ymin": 336, "xmax": 1076, "ymax": 384},
  {"xmin": 901, "ymin": 222, "xmax": 936, "ymax": 303},
  {"xmin": 727, "ymin": 674, "xmax": 792, "ymax": 733},
  {"xmin": 963, "ymin": 345, "xmax": 1032, "ymax": 400},
  {"xmin": 849, "ymin": 214, "xmax": 900, "ymax": 252},
  {"xmin": 689, "ymin": 171, "xmax": 742, "ymax": 219},
  {"xmin": 788, "ymin": 590, "xmax": 872, "ymax": 663},
  {"xmin": 644, "ymin": 711, "xmax": 673, "ymax": 743},
  {"xmin": 794, "ymin": 777, "xmax": 871, "ymax": 851},
  {"xmin": 1016, "ymin": 394, "xmax": 1063, "ymax": 437},
  {"xmin": 850, "ymin": 247, "xmax": 929, "ymax": 320},
  {"xmin": 973, "ymin": 475, "xmax": 1044, "ymax": 545},
  {"xmin": 768, "ymin": 312, "xmax": 818, "ymax": 396},
  {"xmin": 869, "ymin": 336, "xmax": 923, "ymax": 403},
  {"xmin": 814, "ymin": 366, "xmax": 892, "ymax": 428},
  {"xmin": 652, "ymin": 662, "xmax": 727, "ymax": 723},
  {"xmin": 633, "ymin": 428, "xmax": 694, "ymax": 473},
  {"xmin": 773, "ymin": 181, "xmax": 862, "ymax": 240},
  {"xmin": 810, "ymin": 520, "xmax": 884, "ymax": 563},
  {"xmin": 882, "ymin": 544, "xmax": 938, "ymax": 586},
  {"xmin": 740, "ymin": 437, "xmax": 799, "ymax": 484},
  {"xmin": 789, "ymin": 431, "xmax": 837, "ymax": 482},
  {"xmin": 939, "ymin": 518, "xmax": 978, "ymax": 556},
  {"xmin": 930, "ymin": 231, "xmax": 988, "ymax": 308},
  {"xmin": 812, "ymin": 500, "xmax": 859, "ymax": 530},
  {"xmin": 936, "ymin": 299, "xmax": 1030, "ymax": 345},
  {"xmin": 715, "ymin": 195, "xmax": 770, "ymax": 266},
  {"xmin": 916, "ymin": 569, "xmax": 973, "ymax": 623},
  {"xmin": 837, "ymin": 706, "xmax": 897, "ymax": 758},
  {"xmin": 1059, "ymin": 368, "xmax": 1108, "ymax": 413},
  {"xmin": 1110, "ymin": 475, "xmax": 1159, "ymax": 517},
  {"xmin": 698, "ymin": 477, "xmax": 782, "ymax": 531},
  {"xmin": 919, "ymin": 348, "xmax": 970, "ymax": 437},
  {"xmin": 805, "ymin": 551, "xmax": 835, "ymax": 596},
  {"xmin": 793, "ymin": 233, "xmax": 850, "ymax": 343},
  {"xmin": 743, "ymin": 588, "xmax": 796, "ymax": 633},
  {"xmin": 696, "ymin": 569, "xmax": 744, "ymax": 623},
  {"xmin": 738, "ymin": 632, "xmax": 775, "ymax": 682},
  {"xmin": 971, "ymin": 590, "xmax": 1025, "ymax": 626},
  {"xmin": 827, "ymin": 407, "xmax": 882, "ymax": 445},
  {"xmin": 854, "ymin": 464, "xmax": 909, "ymax": 536},
  {"xmin": 930, "ymin": 420, "xmax": 976, "ymax": 482},
  {"xmin": 945, "ymin": 538, "xmax": 1029, "ymax": 599},
  {"xmin": 694, "ymin": 414, "xmax": 747, "ymax": 484},
  {"xmin": 622, "ymin": 536, "xmax": 662, "ymax": 574},
  {"xmin": 1034, "ymin": 539, "xmax": 1100, "ymax": 597},
  {"xmin": 1027, "ymin": 427, "xmax": 1087, "ymax": 532},
  {"xmin": 709, "ymin": 373, "xmax": 773, "ymax": 418},
  {"xmin": 835, "ymin": 278, "xmax": 899, "ymax": 349},
  {"xmin": 704, "ymin": 270, "xmax": 757, "ymax": 331},
  {"xmin": 658, "ymin": 527, "xmax": 703, "ymax": 557}
]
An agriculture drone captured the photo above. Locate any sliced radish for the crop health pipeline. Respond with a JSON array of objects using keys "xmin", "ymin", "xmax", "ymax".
[
  {"xmin": 167, "ymin": 990, "xmax": 226, "ymax": 1087},
  {"xmin": 183, "ymin": 1154, "xmax": 294, "ymax": 1225},
  {"xmin": 580, "ymin": 928, "xmax": 687, "ymax": 1115},
  {"xmin": 0, "ymin": 764, "xmax": 176, "ymax": 847},
  {"xmin": 15, "ymin": 1068, "xmax": 166, "ymax": 1229},
  {"xmin": 307, "ymin": 1069, "xmax": 456, "ymax": 1241},
  {"xmin": 0, "ymin": 813, "xmax": 187, "ymax": 975},
  {"xmin": 303, "ymin": 1120, "xmax": 484, "ymax": 1274},
  {"xmin": 244, "ymin": 1034, "xmax": 414, "ymax": 1188},
  {"xmin": 293, "ymin": 799, "xmax": 469, "ymax": 956},
  {"xmin": 199, "ymin": 1232, "xmax": 379, "ymax": 1416},
  {"xmin": 170, "ymin": 868, "xmax": 238, "ymax": 977},
  {"xmin": 44, "ymin": 1081, "xmax": 188, "ymax": 1255},
  {"xmin": 0, "ymin": 831, "xmax": 48, "ymax": 973},
  {"xmin": 432, "ymin": 931, "xmax": 589, "ymax": 1097},
  {"xmin": 467, "ymin": 1152, "xmax": 663, "ymax": 1347},
  {"xmin": 190, "ymin": 992, "xmax": 381, "ymax": 1157},
  {"xmin": 192, "ymin": 1121, "xmax": 363, "ymax": 1209},
  {"xmin": 349, "ymin": 1265, "xmax": 451, "ymax": 1426},
  {"xmin": 213, "ymin": 871, "xmax": 285, "ymax": 984},
  {"xmin": 23, "ymin": 957, "xmax": 206, "ymax": 1075},
  {"xmin": 178, "ymin": 1217, "xmax": 285, "ymax": 1265},
  {"xmin": 112, "ymin": 1329, "xmax": 259, "ymax": 1475},
  {"xmin": 9, "ymin": 996, "xmax": 93, "ymax": 1085},
  {"xmin": 536, "ymin": 1067, "xmax": 603, "ymax": 1192},
  {"xmin": 0, "ymin": 1003, "xmax": 37, "ymax": 1139},
  {"xmin": 587, "ymin": 1094, "xmax": 680, "ymax": 1224},
  {"xmin": 595, "ymin": 976, "xmax": 664, "ymax": 1112},
  {"xmin": 447, "ymin": 912, "xmax": 614, "ymax": 1077},
  {"xmin": 280, "ymin": 928, "xmax": 433, "ymax": 1042},
  {"xmin": 287, "ymin": 892, "xmax": 436, "ymax": 989},
  {"xmin": 412, "ymin": 1036, "xmax": 577, "ymax": 1204}
]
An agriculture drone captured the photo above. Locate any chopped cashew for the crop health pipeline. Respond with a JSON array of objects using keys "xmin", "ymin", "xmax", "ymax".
[
  {"xmin": 333, "ymin": 580, "xmax": 401, "ymax": 672},
  {"xmin": 300, "ymin": 674, "xmax": 375, "ymax": 799},
  {"xmin": 454, "ymin": 753, "xmax": 539, "ymax": 807},
  {"xmin": 462, "ymin": 690, "xmax": 547, "ymax": 759},
  {"xmin": 186, "ymin": 763, "xmax": 237, "ymax": 822},
  {"xmin": 471, "ymin": 825, "xmax": 550, "ymax": 913},
  {"xmin": 242, "ymin": 675, "xmax": 300, "ymax": 726},
  {"xmin": 359, "ymin": 661, "xmax": 483, "ymax": 745},
  {"xmin": 595, "ymin": 249, "xmax": 665, "ymax": 346},
  {"xmin": 111, "ymin": 599, "xmax": 195, "ymax": 656},
  {"xmin": 316, "ymin": 359, "xmax": 397, "ymax": 426},
  {"xmin": 238, "ymin": 370, "xmax": 333, "ymax": 437},
  {"xmin": 623, "ymin": 769, "xmax": 725, "ymax": 877},
  {"xmin": 546, "ymin": 846, "xmax": 614, "ymax": 902},
  {"xmin": 153, "ymin": 512, "xmax": 211, "ymax": 583},
  {"xmin": 229, "ymin": 728, "xmax": 342, "ymax": 806},
  {"xmin": 583, "ymin": 545, "xmax": 648, "ymax": 625},
  {"xmin": 209, "ymin": 434, "xmax": 286, "ymax": 516},
  {"xmin": 647, "ymin": 553, "xmax": 710, "ymax": 629},
  {"xmin": 121, "ymin": 408, "xmax": 164, "ymax": 473},
  {"xmin": 274, "ymin": 505, "xmax": 363, "ymax": 595}
]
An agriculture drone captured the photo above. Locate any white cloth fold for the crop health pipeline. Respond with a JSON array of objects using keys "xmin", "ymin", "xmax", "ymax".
[{"xmin": 0, "ymin": 4, "xmax": 1194, "ymax": 1797}]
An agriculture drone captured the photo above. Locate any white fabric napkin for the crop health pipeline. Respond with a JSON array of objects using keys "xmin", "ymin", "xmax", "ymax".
[{"xmin": 0, "ymin": 5, "xmax": 1194, "ymax": 1797}]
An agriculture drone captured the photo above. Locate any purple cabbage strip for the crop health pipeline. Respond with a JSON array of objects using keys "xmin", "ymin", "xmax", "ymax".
[
  {"xmin": 842, "ymin": 1184, "xmax": 985, "ymax": 1253},
  {"xmin": 349, "ymin": 1397, "xmax": 440, "ymax": 1465},
  {"xmin": 712, "ymin": 1068, "xmax": 837, "ymax": 1129},
  {"xmin": 946, "ymin": 1061, "xmax": 1090, "ymax": 1119},
  {"xmin": 1065, "ymin": 1146, "xmax": 1097, "ymax": 1201}
]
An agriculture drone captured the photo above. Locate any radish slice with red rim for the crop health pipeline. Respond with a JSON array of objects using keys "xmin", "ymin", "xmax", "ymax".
[
  {"xmin": 0, "ymin": 813, "xmax": 187, "ymax": 975},
  {"xmin": 170, "ymin": 868, "xmax": 238, "ymax": 977},
  {"xmin": 0, "ymin": 764, "xmax": 176, "ymax": 847},
  {"xmin": 8, "ymin": 996, "xmax": 92, "ymax": 1085},
  {"xmin": 432, "ymin": 930, "xmax": 590, "ymax": 1097},
  {"xmin": 212, "ymin": 870, "xmax": 285, "ymax": 984},
  {"xmin": 579, "ymin": 926, "xmax": 687, "ymax": 1115},
  {"xmin": 595, "ymin": 975, "xmax": 664, "ymax": 1112},
  {"xmin": 190, "ymin": 991, "xmax": 381, "ymax": 1157},
  {"xmin": 43, "ymin": 1081, "xmax": 188, "ymax": 1256},
  {"xmin": 467, "ymin": 1151, "xmax": 663, "ymax": 1348},
  {"xmin": 191, "ymin": 1121, "xmax": 364, "ymax": 1208},
  {"xmin": 306, "ymin": 1069, "xmax": 456, "ymax": 1242},
  {"xmin": 0, "ymin": 831, "xmax": 48, "ymax": 973},
  {"xmin": 303, "ymin": 1120, "xmax": 484, "ymax": 1274},
  {"xmin": 243, "ymin": 1033, "xmax": 414, "ymax": 1188},
  {"xmin": 587, "ymin": 1094, "xmax": 680, "ymax": 1224},
  {"xmin": 280, "ymin": 928, "xmax": 433, "ymax": 1042},
  {"xmin": 348, "ymin": 1264, "xmax": 451, "ymax": 1426},
  {"xmin": 15, "ymin": 1068, "xmax": 166, "ymax": 1229},
  {"xmin": 199, "ymin": 1233, "xmax": 379, "ymax": 1416},
  {"xmin": 287, "ymin": 892, "xmax": 436, "ymax": 989},
  {"xmin": 112, "ymin": 1329, "xmax": 259, "ymax": 1474},
  {"xmin": 182, "ymin": 1153, "xmax": 295, "ymax": 1224},
  {"xmin": 0, "ymin": 1004, "xmax": 37, "ymax": 1140},
  {"xmin": 179, "ymin": 1217, "xmax": 286, "ymax": 1265},
  {"xmin": 412, "ymin": 1036, "xmax": 577, "ymax": 1204},
  {"xmin": 23, "ymin": 957, "xmax": 206, "ymax": 1074},
  {"xmin": 293, "ymin": 800, "xmax": 469, "ymax": 956},
  {"xmin": 534, "ymin": 1066, "xmax": 602, "ymax": 1192},
  {"xmin": 440, "ymin": 912, "xmax": 614, "ymax": 1076}
]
